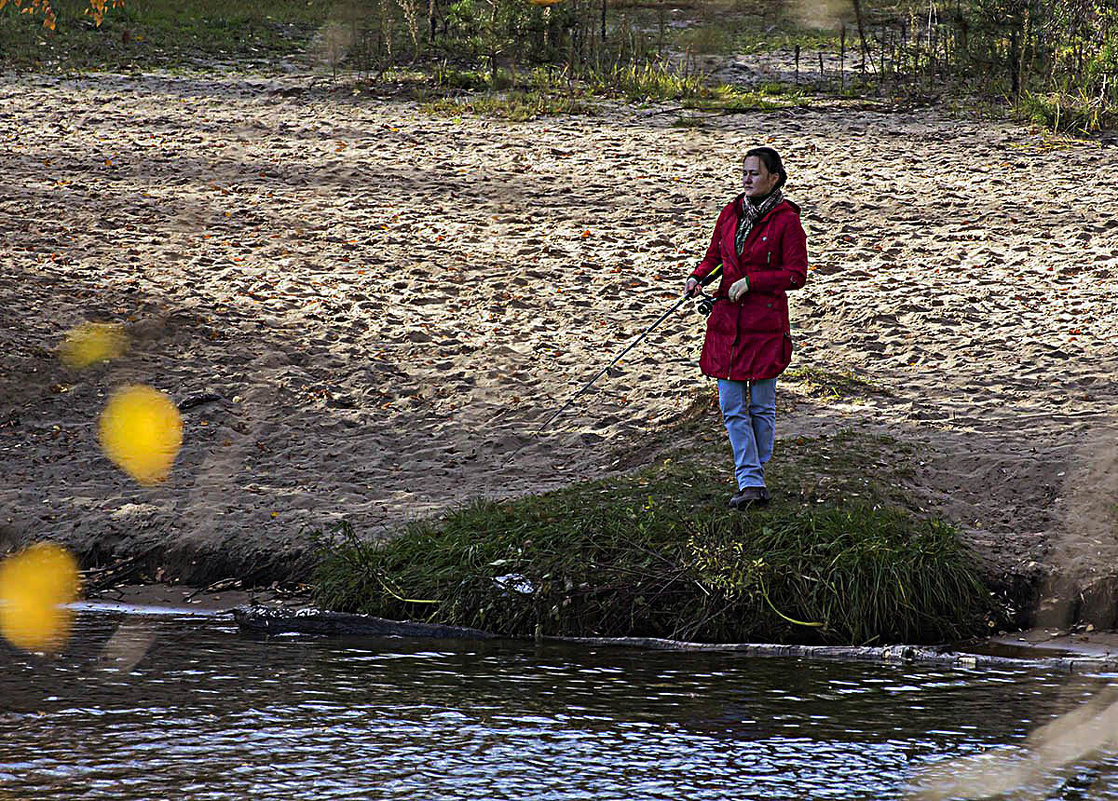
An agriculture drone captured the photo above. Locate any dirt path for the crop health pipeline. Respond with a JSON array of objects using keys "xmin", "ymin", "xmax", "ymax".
[{"xmin": 1, "ymin": 72, "xmax": 1115, "ymax": 590}]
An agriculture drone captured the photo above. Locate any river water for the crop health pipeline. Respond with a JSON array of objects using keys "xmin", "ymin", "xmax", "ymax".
[{"xmin": 1, "ymin": 607, "xmax": 1116, "ymax": 800}]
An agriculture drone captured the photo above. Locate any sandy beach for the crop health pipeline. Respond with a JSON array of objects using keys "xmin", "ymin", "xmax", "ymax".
[{"xmin": 1, "ymin": 71, "xmax": 1116, "ymax": 595}]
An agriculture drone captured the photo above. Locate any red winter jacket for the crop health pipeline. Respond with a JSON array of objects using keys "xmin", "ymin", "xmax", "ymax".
[{"xmin": 690, "ymin": 195, "xmax": 808, "ymax": 381}]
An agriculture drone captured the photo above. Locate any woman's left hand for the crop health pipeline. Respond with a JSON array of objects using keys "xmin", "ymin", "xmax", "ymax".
[{"xmin": 728, "ymin": 276, "xmax": 750, "ymax": 302}]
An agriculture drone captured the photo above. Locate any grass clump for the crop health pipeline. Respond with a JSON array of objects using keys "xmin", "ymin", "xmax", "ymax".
[{"xmin": 314, "ymin": 450, "xmax": 994, "ymax": 645}]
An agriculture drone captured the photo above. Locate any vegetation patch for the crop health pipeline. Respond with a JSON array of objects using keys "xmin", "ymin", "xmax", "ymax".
[
  {"xmin": 7, "ymin": 0, "xmax": 1118, "ymax": 131},
  {"xmin": 314, "ymin": 434, "xmax": 996, "ymax": 645},
  {"xmin": 415, "ymin": 62, "xmax": 810, "ymax": 120},
  {"xmin": 422, "ymin": 89, "xmax": 597, "ymax": 122},
  {"xmin": 1016, "ymin": 90, "xmax": 1114, "ymax": 137},
  {"xmin": 0, "ymin": 0, "xmax": 326, "ymax": 72}
]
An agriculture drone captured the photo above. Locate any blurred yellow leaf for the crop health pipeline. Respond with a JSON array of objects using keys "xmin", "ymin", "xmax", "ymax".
[
  {"xmin": 99, "ymin": 385, "xmax": 183, "ymax": 486},
  {"xmin": 0, "ymin": 542, "xmax": 80, "ymax": 653},
  {"xmin": 58, "ymin": 322, "xmax": 128, "ymax": 368}
]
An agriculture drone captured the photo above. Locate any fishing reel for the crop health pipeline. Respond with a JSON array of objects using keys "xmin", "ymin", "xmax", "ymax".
[
  {"xmin": 690, "ymin": 269, "xmax": 722, "ymax": 317},
  {"xmin": 694, "ymin": 290, "xmax": 717, "ymax": 317}
]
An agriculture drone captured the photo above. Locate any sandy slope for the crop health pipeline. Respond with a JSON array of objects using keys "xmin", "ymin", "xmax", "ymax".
[{"xmin": 1, "ymin": 72, "xmax": 1115, "ymax": 588}]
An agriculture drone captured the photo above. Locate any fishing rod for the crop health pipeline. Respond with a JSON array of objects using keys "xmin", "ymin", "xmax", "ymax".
[{"xmin": 505, "ymin": 266, "xmax": 723, "ymax": 463}]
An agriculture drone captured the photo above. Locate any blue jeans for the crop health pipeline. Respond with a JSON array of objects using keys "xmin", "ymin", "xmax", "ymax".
[{"xmin": 717, "ymin": 378, "xmax": 777, "ymax": 490}]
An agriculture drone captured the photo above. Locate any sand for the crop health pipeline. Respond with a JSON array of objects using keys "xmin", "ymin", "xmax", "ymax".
[{"xmin": 1, "ymin": 71, "xmax": 1116, "ymax": 592}]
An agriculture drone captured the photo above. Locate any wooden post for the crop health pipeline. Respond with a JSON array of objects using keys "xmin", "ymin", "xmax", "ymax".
[
  {"xmin": 840, "ymin": 23, "xmax": 846, "ymax": 90},
  {"xmin": 795, "ymin": 44, "xmax": 801, "ymax": 83}
]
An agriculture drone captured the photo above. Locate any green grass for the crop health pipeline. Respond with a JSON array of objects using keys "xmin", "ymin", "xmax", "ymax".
[
  {"xmin": 416, "ymin": 62, "xmax": 814, "ymax": 121},
  {"xmin": 596, "ymin": 61, "xmax": 710, "ymax": 102},
  {"xmin": 422, "ymin": 89, "xmax": 598, "ymax": 121},
  {"xmin": 313, "ymin": 431, "xmax": 996, "ymax": 645}
]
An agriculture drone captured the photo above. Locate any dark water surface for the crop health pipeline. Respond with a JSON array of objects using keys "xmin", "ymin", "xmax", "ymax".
[{"xmin": 1, "ymin": 608, "xmax": 1116, "ymax": 800}]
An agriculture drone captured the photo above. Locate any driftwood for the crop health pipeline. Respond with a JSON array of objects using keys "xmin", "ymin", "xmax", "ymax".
[
  {"xmin": 232, "ymin": 606, "xmax": 1118, "ymax": 672},
  {"xmin": 80, "ymin": 546, "xmax": 162, "ymax": 592},
  {"xmin": 232, "ymin": 606, "xmax": 498, "ymax": 639},
  {"xmin": 546, "ymin": 636, "xmax": 1118, "ymax": 673}
]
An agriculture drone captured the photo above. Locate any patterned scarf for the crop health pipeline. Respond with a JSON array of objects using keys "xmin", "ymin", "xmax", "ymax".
[{"xmin": 735, "ymin": 189, "xmax": 784, "ymax": 256}]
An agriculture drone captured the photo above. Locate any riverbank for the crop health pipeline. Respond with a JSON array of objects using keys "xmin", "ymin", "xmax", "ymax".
[{"xmin": 2, "ymin": 70, "xmax": 1117, "ymax": 638}]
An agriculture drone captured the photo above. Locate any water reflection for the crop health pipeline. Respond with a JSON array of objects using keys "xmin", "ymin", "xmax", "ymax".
[{"xmin": 0, "ymin": 611, "xmax": 1116, "ymax": 799}]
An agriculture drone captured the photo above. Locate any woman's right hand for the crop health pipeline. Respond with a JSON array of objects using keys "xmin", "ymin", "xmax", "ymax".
[
  {"xmin": 728, "ymin": 276, "xmax": 751, "ymax": 302},
  {"xmin": 684, "ymin": 277, "xmax": 700, "ymax": 297}
]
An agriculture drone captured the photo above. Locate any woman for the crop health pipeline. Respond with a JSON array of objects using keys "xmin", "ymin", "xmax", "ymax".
[{"xmin": 685, "ymin": 147, "xmax": 808, "ymax": 510}]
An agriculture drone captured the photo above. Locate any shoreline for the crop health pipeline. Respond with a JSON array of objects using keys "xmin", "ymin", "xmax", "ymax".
[{"xmin": 78, "ymin": 584, "xmax": 1118, "ymax": 672}]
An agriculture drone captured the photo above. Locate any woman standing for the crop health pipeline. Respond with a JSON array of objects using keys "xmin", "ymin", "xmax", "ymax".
[{"xmin": 685, "ymin": 147, "xmax": 808, "ymax": 510}]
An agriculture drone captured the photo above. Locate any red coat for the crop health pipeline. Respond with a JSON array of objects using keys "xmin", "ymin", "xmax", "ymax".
[{"xmin": 690, "ymin": 195, "xmax": 808, "ymax": 381}]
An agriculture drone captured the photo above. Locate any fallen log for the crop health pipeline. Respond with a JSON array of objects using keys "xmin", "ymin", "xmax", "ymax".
[
  {"xmin": 232, "ymin": 605, "xmax": 498, "ymax": 639},
  {"xmin": 233, "ymin": 606, "xmax": 1118, "ymax": 673}
]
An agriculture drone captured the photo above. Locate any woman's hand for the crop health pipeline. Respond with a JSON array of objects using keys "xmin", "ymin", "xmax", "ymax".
[
  {"xmin": 728, "ymin": 276, "xmax": 751, "ymax": 302},
  {"xmin": 684, "ymin": 277, "xmax": 700, "ymax": 297}
]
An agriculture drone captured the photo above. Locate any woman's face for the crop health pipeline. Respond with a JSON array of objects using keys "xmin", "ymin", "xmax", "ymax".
[{"xmin": 742, "ymin": 156, "xmax": 780, "ymax": 198}]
